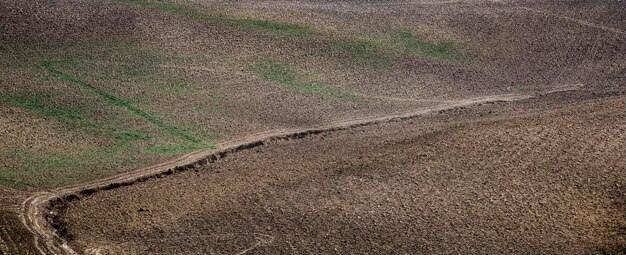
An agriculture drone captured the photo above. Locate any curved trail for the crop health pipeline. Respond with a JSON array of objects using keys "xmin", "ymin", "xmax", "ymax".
[{"xmin": 20, "ymin": 85, "xmax": 580, "ymax": 255}]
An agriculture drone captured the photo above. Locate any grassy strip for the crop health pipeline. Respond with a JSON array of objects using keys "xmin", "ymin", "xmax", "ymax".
[
  {"xmin": 41, "ymin": 60, "xmax": 200, "ymax": 143},
  {"xmin": 0, "ymin": 146, "xmax": 140, "ymax": 187},
  {"xmin": 329, "ymin": 38, "xmax": 390, "ymax": 65},
  {"xmin": 0, "ymin": 94, "xmax": 151, "ymax": 142},
  {"xmin": 393, "ymin": 31, "xmax": 469, "ymax": 62},
  {"xmin": 110, "ymin": 1, "xmax": 470, "ymax": 64},
  {"xmin": 0, "ymin": 168, "xmax": 33, "ymax": 188},
  {"xmin": 0, "ymin": 94, "xmax": 82, "ymax": 119},
  {"xmin": 111, "ymin": 0, "xmax": 311, "ymax": 36},
  {"xmin": 0, "ymin": 149, "xmax": 72, "ymax": 187},
  {"xmin": 254, "ymin": 59, "xmax": 358, "ymax": 102},
  {"xmin": 111, "ymin": 0, "xmax": 388, "ymax": 63}
]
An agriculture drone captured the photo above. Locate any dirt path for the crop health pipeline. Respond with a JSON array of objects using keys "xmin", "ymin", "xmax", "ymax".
[
  {"xmin": 0, "ymin": 187, "xmax": 35, "ymax": 255},
  {"xmin": 19, "ymin": 85, "xmax": 581, "ymax": 255}
]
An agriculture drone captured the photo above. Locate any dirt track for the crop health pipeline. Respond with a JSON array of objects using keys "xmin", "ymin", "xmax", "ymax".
[
  {"xmin": 55, "ymin": 90, "xmax": 626, "ymax": 254},
  {"xmin": 1, "ymin": 0, "xmax": 625, "ymax": 254},
  {"xmin": 21, "ymin": 87, "xmax": 581, "ymax": 255}
]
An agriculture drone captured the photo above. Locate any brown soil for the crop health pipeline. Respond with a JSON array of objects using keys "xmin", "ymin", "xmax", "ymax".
[
  {"xmin": 4, "ymin": 0, "xmax": 625, "ymax": 141},
  {"xmin": 1, "ymin": 0, "xmax": 624, "ymax": 189},
  {"xmin": 26, "ymin": 90, "xmax": 559, "ymax": 255},
  {"xmin": 0, "ymin": 106, "xmax": 99, "ymax": 156},
  {"xmin": 0, "ymin": 187, "xmax": 38, "ymax": 255},
  {"xmin": 58, "ymin": 92, "xmax": 626, "ymax": 254},
  {"xmin": 0, "ymin": 0, "xmax": 624, "ymax": 254}
]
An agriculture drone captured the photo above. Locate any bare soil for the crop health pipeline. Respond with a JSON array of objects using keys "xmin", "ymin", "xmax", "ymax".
[
  {"xmin": 59, "ymin": 92, "xmax": 626, "ymax": 254},
  {"xmin": 1, "ymin": 0, "xmax": 624, "ymax": 188},
  {"xmin": 0, "ymin": 0, "xmax": 624, "ymax": 254},
  {"xmin": 0, "ymin": 187, "xmax": 37, "ymax": 255}
]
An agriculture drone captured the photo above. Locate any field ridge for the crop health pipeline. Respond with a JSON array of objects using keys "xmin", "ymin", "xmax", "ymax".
[{"xmin": 20, "ymin": 86, "xmax": 580, "ymax": 255}]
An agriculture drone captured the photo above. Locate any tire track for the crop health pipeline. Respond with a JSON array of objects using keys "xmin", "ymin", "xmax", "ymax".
[
  {"xmin": 0, "ymin": 226, "xmax": 17, "ymax": 255},
  {"xmin": 517, "ymin": 6, "xmax": 626, "ymax": 36},
  {"xmin": 20, "ymin": 85, "xmax": 581, "ymax": 255},
  {"xmin": 0, "ymin": 230, "xmax": 10, "ymax": 255},
  {"xmin": 0, "ymin": 187, "xmax": 26, "ymax": 255}
]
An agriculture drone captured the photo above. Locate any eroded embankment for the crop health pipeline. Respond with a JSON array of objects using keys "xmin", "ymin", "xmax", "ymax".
[
  {"xmin": 26, "ymin": 86, "xmax": 584, "ymax": 255},
  {"xmin": 59, "ymin": 92, "xmax": 626, "ymax": 254}
]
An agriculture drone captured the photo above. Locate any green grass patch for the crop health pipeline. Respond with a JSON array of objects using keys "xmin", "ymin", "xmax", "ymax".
[
  {"xmin": 120, "ymin": 69, "xmax": 199, "ymax": 96},
  {"xmin": 0, "ymin": 93, "xmax": 152, "ymax": 142},
  {"xmin": 110, "ymin": 1, "xmax": 472, "ymax": 65},
  {"xmin": 0, "ymin": 149, "xmax": 73, "ymax": 187},
  {"xmin": 41, "ymin": 59, "xmax": 200, "ymax": 143},
  {"xmin": 253, "ymin": 59, "xmax": 358, "ymax": 102},
  {"xmin": 112, "ymin": 0, "xmax": 312, "ymax": 37},
  {"xmin": 114, "ymin": 130, "xmax": 152, "ymax": 141},
  {"xmin": 230, "ymin": 19, "xmax": 309, "ymax": 36},
  {"xmin": 328, "ymin": 38, "xmax": 391, "ymax": 65},
  {"xmin": 91, "ymin": 62, "xmax": 198, "ymax": 97},
  {"xmin": 0, "ymin": 146, "xmax": 143, "ymax": 187},
  {"xmin": 0, "ymin": 39, "xmax": 222, "ymax": 188},
  {"xmin": 209, "ymin": 94, "xmax": 229, "ymax": 115},
  {"xmin": 0, "ymin": 41, "xmax": 32, "ymax": 68},
  {"xmin": 0, "ymin": 168, "xmax": 32, "ymax": 188},
  {"xmin": 112, "ymin": 0, "xmax": 391, "ymax": 64},
  {"xmin": 0, "ymin": 93, "xmax": 82, "ymax": 119},
  {"xmin": 391, "ymin": 31, "xmax": 469, "ymax": 62},
  {"xmin": 150, "ymin": 76, "xmax": 197, "ymax": 95}
]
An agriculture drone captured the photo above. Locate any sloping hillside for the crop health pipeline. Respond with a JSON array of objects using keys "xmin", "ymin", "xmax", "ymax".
[{"xmin": 1, "ymin": 0, "xmax": 623, "ymax": 187}]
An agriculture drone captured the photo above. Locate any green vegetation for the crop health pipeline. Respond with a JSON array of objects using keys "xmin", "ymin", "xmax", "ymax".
[
  {"xmin": 90, "ymin": 61, "xmax": 199, "ymax": 97},
  {"xmin": 0, "ymin": 2, "xmax": 475, "ymax": 189},
  {"xmin": 115, "ymin": 66, "xmax": 200, "ymax": 96},
  {"xmin": 323, "ymin": 30, "xmax": 470, "ymax": 64},
  {"xmin": 111, "ymin": 0, "xmax": 312, "ymax": 36},
  {"xmin": 41, "ymin": 60, "xmax": 200, "ymax": 143},
  {"xmin": 117, "ymin": 0, "xmax": 387, "ymax": 63},
  {"xmin": 0, "ymin": 94, "xmax": 83, "ymax": 120},
  {"xmin": 0, "ymin": 43, "xmax": 221, "ymax": 187},
  {"xmin": 0, "ymin": 146, "xmax": 141, "ymax": 187},
  {"xmin": 392, "ymin": 31, "xmax": 469, "ymax": 62},
  {"xmin": 0, "ymin": 94, "xmax": 151, "ymax": 142},
  {"xmin": 151, "ymin": 77, "xmax": 197, "ymax": 95},
  {"xmin": 254, "ymin": 59, "xmax": 358, "ymax": 102},
  {"xmin": 328, "ymin": 38, "xmax": 390, "ymax": 65},
  {"xmin": 0, "ymin": 166, "xmax": 24, "ymax": 187},
  {"xmin": 0, "ymin": 43, "xmax": 222, "ymax": 187},
  {"xmin": 209, "ymin": 94, "xmax": 229, "ymax": 115},
  {"xmin": 110, "ymin": 1, "xmax": 470, "ymax": 65}
]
